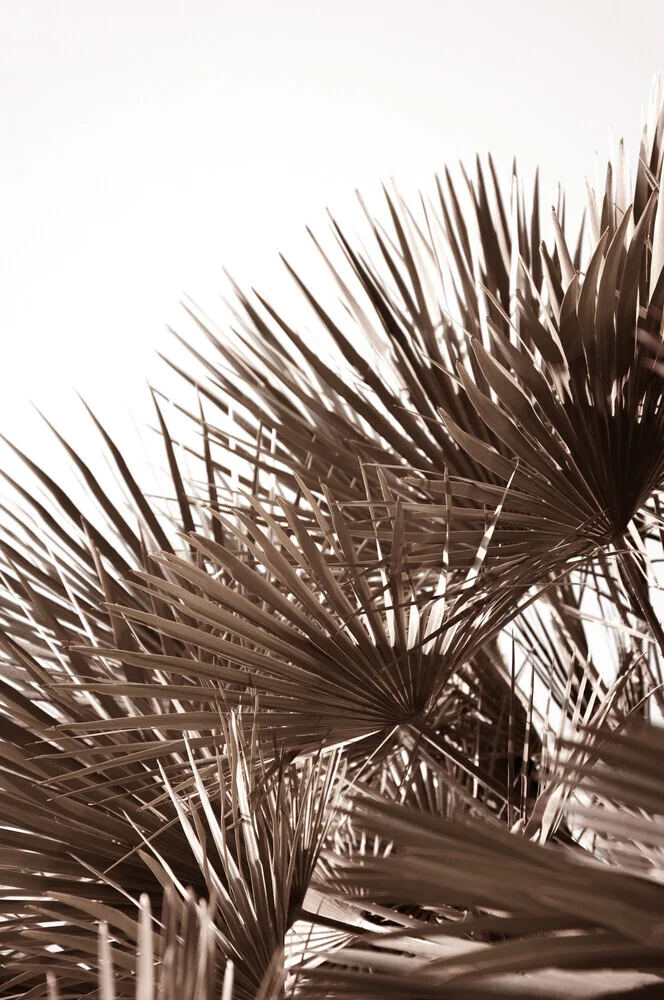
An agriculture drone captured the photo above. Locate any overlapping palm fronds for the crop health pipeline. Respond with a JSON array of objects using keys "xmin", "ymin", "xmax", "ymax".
[
  {"xmin": 169, "ymin": 91, "xmax": 664, "ymax": 572},
  {"xmin": 166, "ymin": 83, "xmax": 664, "ymax": 652},
  {"xmin": 3, "ymin": 78, "xmax": 664, "ymax": 998},
  {"xmin": 26, "ymin": 887, "xmax": 281, "ymax": 1000},
  {"xmin": 29, "ymin": 714, "xmax": 664, "ymax": 1000},
  {"xmin": 295, "ymin": 720, "xmax": 664, "ymax": 998},
  {"xmin": 158, "ymin": 82, "xmax": 664, "ymax": 739},
  {"xmin": 162, "ymin": 161, "xmax": 527, "ymax": 503},
  {"xmin": 423, "ymin": 144, "xmax": 664, "ymax": 582},
  {"xmin": 163, "ymin": 140, "xmax": 575, "ymax": 546},
  {"xmin": 0, "ymin": 713, "xmax": 347, "ymax": 997},
  {"xmin": 0, "ymin": 398, "xmax": 206, "ymax": 692},
  {"xmin": 60, "ymin": 483, "xmax": 553, "ymax": 812}
]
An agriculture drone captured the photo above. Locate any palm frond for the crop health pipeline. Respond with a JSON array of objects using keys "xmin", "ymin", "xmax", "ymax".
[
  {"xmin": 4, "ymin": 72, "xmax": 664, "ymax": 1000},
  {"xmin": 298, "ymin": 719, "xmax": 664, "ymax": 995},
  {"xmin": 0, "ymin": 713, "xmax": 343, "ymax": 997}
]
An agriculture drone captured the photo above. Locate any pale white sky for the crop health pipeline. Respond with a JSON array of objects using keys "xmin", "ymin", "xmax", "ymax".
[{"xmin": 2, "ymin": 0, "xmax": 664, "ymax": 472}]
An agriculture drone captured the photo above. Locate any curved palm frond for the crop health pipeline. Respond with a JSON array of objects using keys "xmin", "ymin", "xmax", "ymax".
[{"xmin": 297, "ymin": 718, "xmax": 664, "ymax": 996}]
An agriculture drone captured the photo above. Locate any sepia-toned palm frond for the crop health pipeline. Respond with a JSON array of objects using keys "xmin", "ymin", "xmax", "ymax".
[
  {"xmin": 0, "ymin": 712, "xmax": 346, "ymax": 997},
  {"xmin": 58, "ymin": 484, "xmax": 556, "ymax": 809},
  {"xmin": 296, "ymin": 718, "xmax": 664, "ymax": 997},
  {"xmin": 3, "ymin": 74, "xmax": 664, "ymax": 1000}
]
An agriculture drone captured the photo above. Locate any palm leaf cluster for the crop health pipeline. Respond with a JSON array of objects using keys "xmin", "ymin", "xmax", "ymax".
[{"xmin": 2, "ymin": 82, "xmax": 664, "ymax": 996}]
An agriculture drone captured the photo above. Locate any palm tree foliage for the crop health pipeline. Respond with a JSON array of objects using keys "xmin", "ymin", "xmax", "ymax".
[{"xmin": 2, "ymin": 81, "xmax": 664, "ymax": 996}]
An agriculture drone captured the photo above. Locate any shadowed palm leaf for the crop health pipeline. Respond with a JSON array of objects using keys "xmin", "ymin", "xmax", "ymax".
[
  {"xmin": 0, "ymin": 715, "xmax": 344, "ymax": 997},
  {"xmin": 296, "ymin": 719, "xmax": 664, "ymax": 997}
]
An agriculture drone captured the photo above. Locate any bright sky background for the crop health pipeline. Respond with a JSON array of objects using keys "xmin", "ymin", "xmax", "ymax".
[{"xmin": 2, "ymin": 0, "xmax": 664, "ymax": 475}]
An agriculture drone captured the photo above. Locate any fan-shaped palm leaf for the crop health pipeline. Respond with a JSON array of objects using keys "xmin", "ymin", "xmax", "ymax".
[{"xmin": 55, "ymin": 484, "xmax": 557, "ymax": 817}]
